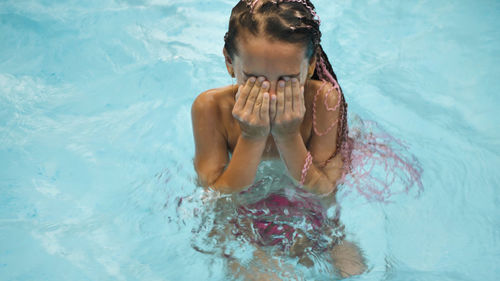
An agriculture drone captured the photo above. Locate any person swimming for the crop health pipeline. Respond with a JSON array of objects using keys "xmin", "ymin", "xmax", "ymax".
[{"xmin": 191, "ymin": 0, "xmax": 366, "ymax": 278}]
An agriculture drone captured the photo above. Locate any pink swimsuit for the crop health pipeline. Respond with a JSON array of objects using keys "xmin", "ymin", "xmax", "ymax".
[{"xmin": 233, "ymin": 187, "xmax": 344, "ymax": 252}]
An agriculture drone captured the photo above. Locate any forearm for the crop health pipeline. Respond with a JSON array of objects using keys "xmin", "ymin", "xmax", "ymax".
[
  {"xmin": 211, "ymin": 135, "xmax": 266, "ymax": 193},
  {"xmin": 274, "ymin": 133, "xmax": 339, "ymax": 195}
]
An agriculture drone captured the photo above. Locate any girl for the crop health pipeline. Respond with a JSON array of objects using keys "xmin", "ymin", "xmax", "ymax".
[{"xmin": 192, "ymin": 0, "xmax": 366, "ymax": 278}]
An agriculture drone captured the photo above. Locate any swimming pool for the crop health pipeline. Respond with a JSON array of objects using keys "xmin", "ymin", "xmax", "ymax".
[{"xmin": 0, "ymin": 0, "xmax": 499, "ymax": 280}]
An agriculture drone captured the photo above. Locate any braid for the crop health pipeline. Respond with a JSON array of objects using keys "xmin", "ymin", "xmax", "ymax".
[{"xmin": 313, "ymin": 44, "xmax": 350, "ymax": 164}]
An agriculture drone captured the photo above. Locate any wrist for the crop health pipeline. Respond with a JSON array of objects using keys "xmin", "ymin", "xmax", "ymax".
[
  {"xmin": 239, "ymin": 133, "xmax": 268, "ymax": 143},
  {"xmin": 272, "ymin": 131, "xmax": 301, "ymax": 144}
]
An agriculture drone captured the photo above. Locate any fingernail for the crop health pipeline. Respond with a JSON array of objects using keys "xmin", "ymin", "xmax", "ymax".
[
  {"xmin": 279, "ymin": 81, "xmax": 285, "ymax": 88},
  {"xmin": 258, "ymin": 77, "xmax": 265, "ymax": 83},
  {"xmin": 292, "ymin": 78, "xmax": 298, "ymax": 83},
  {"xmin": 262, "ymin": 81, "xmax": 269, "ymax": 89},
  {"xmin": 283, "ymin": 77, "xmax": 290, "ymax": 82},
  {"xmin": 249, "ymin": 77, "xmax": 256, "ymax": 83}
]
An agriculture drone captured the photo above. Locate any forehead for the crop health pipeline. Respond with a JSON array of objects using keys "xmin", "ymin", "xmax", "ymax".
[{"xmin": 234, "ymin": 32, "xmax": 308, "ymax": 71}]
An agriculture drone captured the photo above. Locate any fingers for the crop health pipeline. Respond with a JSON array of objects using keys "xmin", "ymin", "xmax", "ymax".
[
  {"xmin": 235, "ymin": 76, "xmax": 303, "ymax": 124},
  {"xmin": 291, "ymin": 78, "xmax": 301, "ymax": 112},
  {"xmin": 260, "ymin": 92, "xmax": 270, "ymax": 121},
  {"xmin": 235, "ymin": 85, "xmax": 241, "ymax": 102},
  {"xmin": 234, "ymin": 77, "xmax": 255, "ymax": 111},
  {"xmin": 276, "ymin": 79, "xmax": 285, "ymax": 117},
  {"xmin": 270, "ymin": 94, "xmax": 277, "ymax": 121},
  {"xmin": 284, "ymin": 78, "xmax": 293, "ymax": 113},
  {"xmin": 253, "ymin": 80, "xmax": 269, "ymax": 114},
  {"xmin": 244, "ymin": 77, "xmax": 265, "ymax": 112}
]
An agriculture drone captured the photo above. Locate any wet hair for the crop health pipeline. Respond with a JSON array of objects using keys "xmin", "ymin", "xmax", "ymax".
[
  {"xmin": 224, "ymin": 1, "xmax": 318, "ymax": 57},
  {"xmin": 224, "ymin": 0, "xmax": 351, "ymax": 167}
]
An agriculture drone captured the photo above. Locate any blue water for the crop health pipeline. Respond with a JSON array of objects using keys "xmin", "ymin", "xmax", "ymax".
[{"xmin": 1, "ymin": 0, "xmax": 499, "ymax": 280}]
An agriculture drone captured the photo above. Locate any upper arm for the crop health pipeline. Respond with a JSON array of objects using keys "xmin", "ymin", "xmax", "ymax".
[
  {"xmin": 191, "ymin": 91, "xmax": 229, "ymax": 187},
  {"xmin": 308, "ymin": 83, "xmax": 345, "ymax": 184}
]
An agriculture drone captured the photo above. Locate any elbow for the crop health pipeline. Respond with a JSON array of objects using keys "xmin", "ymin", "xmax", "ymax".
[
  {"xmin": 207, "ymin": 178, "xmax": 253, "ymax": 194},
  {"xmin": 194, "ymin": 162, "xmax": 222, "ymax": 190},
  {"xmin": 196, "ymin": 176, "xmax": 231, "ymax": 194},
  {"xmin": 194, "ymin": 167, "xmax": 250, "ymax": 194},
  {"xmin": 308, "ymin": 177, "xmax": 338, "ymax": 196},
  {"xmin": 318, "ymin": 181, "xmax": 338, "ymax": 196},
  {"xmin": 305, "ymin": 168, "xmax": 341, "ymax": 196}
]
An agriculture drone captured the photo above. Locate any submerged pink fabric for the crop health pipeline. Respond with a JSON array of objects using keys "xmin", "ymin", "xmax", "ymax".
[{"xmin": 234, "ymin": 190, "xmax": 339, "ymax": 251}]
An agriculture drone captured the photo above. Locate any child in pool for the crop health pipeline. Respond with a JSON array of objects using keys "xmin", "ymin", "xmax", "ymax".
[{"xmin": 192, "ymin": 0, "xmax": 365, "ymax": 278}]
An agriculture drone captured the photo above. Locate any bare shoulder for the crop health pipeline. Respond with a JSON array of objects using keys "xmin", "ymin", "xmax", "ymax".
[
  {"xmin": 305, "ymin": 79, "xmax": 342, "ymax": 140},
  {"xmin": 192, "ymin": 85, "xmax": 237, "ymax": 117},
  {"xmin": 306, "ymin": 79, "xmax": 340, "ymax": 106},
  {"xmin": 305, "ymin": 79, "xmax": 341, "ymax": 119}
]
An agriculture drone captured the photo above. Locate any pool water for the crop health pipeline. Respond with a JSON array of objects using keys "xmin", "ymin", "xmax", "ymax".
[{"xmin": 1, "ymin": 0, "xmax": 499, "ymax": 280}]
